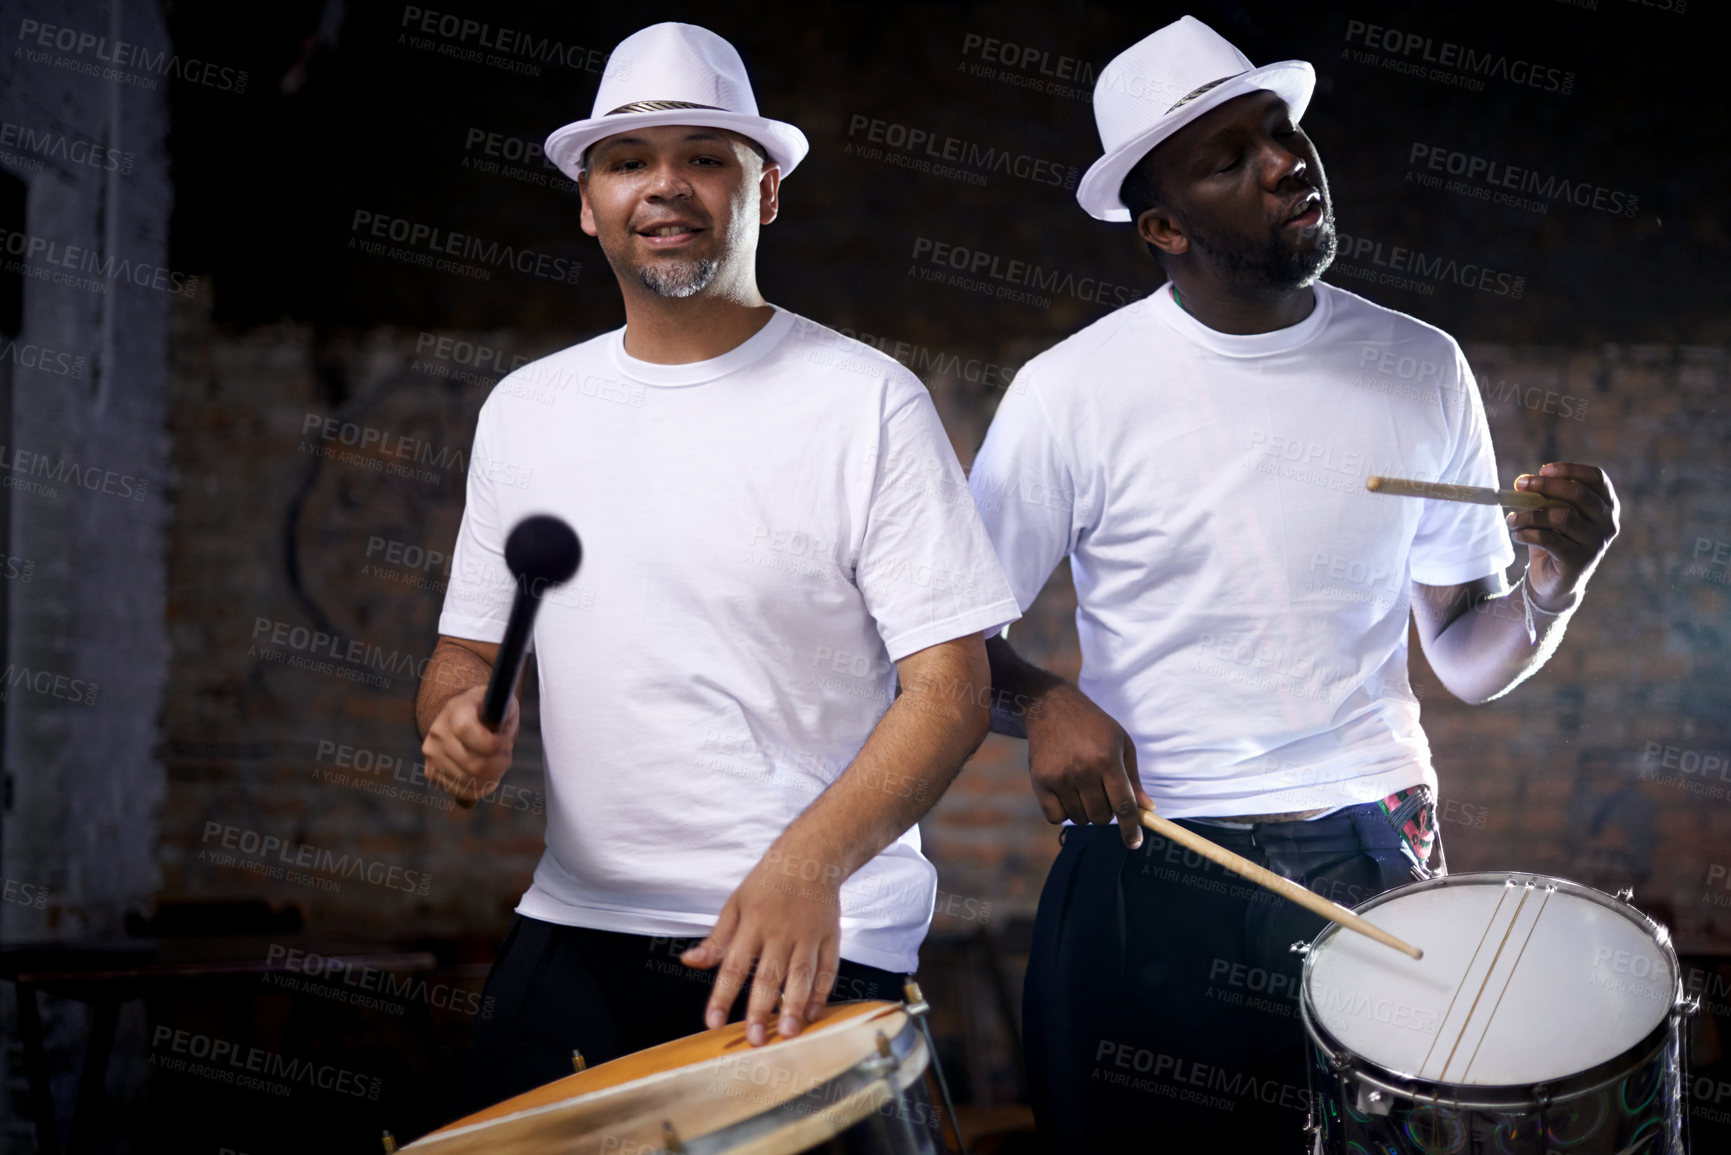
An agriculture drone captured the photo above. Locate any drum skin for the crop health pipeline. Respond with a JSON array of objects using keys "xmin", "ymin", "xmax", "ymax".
[
  {"xmin": 408, "ymin": 1000, "xmax": 962, "ymax": 1155},
  {"xmin": 1301, "ymin": 873, "xmax": 1687, "ymax": 1155}
]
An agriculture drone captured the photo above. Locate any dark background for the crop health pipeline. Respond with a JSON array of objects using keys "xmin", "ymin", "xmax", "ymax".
[{"xmin": 1, "ymin": 0, "xmax": 1727, "ymax": 1151}]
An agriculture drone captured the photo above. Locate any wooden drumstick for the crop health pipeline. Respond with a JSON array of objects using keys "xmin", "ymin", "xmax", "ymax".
[
  {"xmin": 1139, "ymin": 808, "xmax": 1423, "ymax": 960},
  {"xmin": 1365, "ymin": 475, "xmax": 1556, "ymax": 512}
]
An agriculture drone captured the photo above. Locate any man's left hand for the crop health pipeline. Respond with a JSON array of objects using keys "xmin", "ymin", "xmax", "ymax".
[
  {"xmin": 679, "ymin": 849, "xmax": 843, "ymax": 1045},
  {"xmin": 1507, "ymin": 462, "xmax": 1620, "ymax": 608}
]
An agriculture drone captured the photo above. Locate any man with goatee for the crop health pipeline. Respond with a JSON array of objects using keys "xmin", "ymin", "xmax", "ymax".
[{"xmin": 417, "ymin": 22, "xmax": 1018, "ymax": 1115}]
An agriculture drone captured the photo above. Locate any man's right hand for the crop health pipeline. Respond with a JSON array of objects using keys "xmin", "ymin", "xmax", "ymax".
[
  {"xmin": 1025, "ymin": 683, "xmax": 1151, "ymax": 850},
  {"xmin": 422, "ymin": 685, "xmax": 518, "ymax": 804}
]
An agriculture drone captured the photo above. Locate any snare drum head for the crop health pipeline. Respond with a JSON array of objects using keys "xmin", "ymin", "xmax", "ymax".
[{"xmin": 1305, "ymin": 874, "xmax": 1676, "ymax": 1087}]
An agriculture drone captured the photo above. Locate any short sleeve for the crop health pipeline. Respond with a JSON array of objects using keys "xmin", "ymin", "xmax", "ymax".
[
  {"xmin": 967, "ymin": 365, "xmax": 1084, "ymax": 618},
  {"xmin": 438, "ymin": 402, "xmax": 514, "ymax": 642},
  {"xmin": 854, "ymin": 379, "xmax": 1022, "ymax": 662},
  {"xmin": 1409, "ymin": 346, "xmax": 1519, "ymax": 587}
]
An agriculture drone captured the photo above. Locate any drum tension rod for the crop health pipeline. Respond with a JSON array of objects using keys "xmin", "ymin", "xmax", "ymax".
[
  {"xmin": 661, "ymin": 1119, "xmax": 686, "ymax": 1154},
  {"xmin": 572, "ymin": 1048, "xmax": 588, "ymax": 1073},
  {"xmin": 381, "ymin": 1132, "xmax": 397, "ymax": 1154},
  {"xmin": 861, "ymin": 1029, "xmax": 899, "ymax": 1078},
  {"xmin": 902, "ymin": 977, "xmax": 965, "ymax": 1149}
]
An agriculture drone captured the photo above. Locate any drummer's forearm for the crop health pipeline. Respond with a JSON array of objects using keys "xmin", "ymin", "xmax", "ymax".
[
  {"xmin": 1412, "ymin": 578, "xmax": 1574, "ymax": 704},
  {"xmin": 769, "ymin": 635, "xmax": 990, "ymax": 882},
  {"xmin": 984, "ymin": 633, "xmax": 1067, "ymax": 739}
]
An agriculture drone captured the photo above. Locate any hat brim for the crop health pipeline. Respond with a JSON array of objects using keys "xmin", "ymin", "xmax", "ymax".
[
  {"xmin": 545, "ymin": 110, "xmax": 809, "ymax": 182},
  {"xmin": 1076, "ymin": 60, "xmax": 1315, "ymax": 223}
]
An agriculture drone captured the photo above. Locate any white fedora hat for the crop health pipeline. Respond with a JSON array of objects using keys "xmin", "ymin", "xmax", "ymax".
[
  {"xmin": 1076, "ymin": 16, "xmax": 1314, "ymax": 223},
  {"xmin": 544, "ymin": 23, "xmax": 809, "ymax": 182}
]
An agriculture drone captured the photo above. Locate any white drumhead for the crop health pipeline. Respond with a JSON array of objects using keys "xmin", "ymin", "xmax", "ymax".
[{"xmin": 1306, "ymin": 875, "xmax": 1676, "ymax": 1086}]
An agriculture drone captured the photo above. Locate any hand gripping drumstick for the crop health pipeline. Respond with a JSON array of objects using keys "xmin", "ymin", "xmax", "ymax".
[
  {"xmin": 1365, "ymin": 475, "xmax": 1558, "ymax": 512},
  {"xmin": 1138, "ymin": 808, "xmax": 1423, "ymax": 959},
  {"xmin": 457, "ymin": 515, "xmax": 582, "ymax": 810}
]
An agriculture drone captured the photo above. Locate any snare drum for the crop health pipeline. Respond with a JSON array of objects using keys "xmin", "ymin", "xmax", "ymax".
[
  {"xmin": 1300, "ymin": 872, "xmax": 1687, "ymax": 1154},
  {"xmin": 405, "ymin": 999, "xmax": 963, "ymax": 1154}
]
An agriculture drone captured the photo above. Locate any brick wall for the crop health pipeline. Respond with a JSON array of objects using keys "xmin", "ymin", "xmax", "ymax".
[{"xmin": 153, "ymin": 300, "xmax": 1731, "ymax": 959}]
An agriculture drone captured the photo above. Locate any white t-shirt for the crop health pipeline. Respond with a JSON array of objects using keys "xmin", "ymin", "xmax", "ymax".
[
  {"xmin": 969, "ymin": 282, "xmax": 1515, "ymax": 818},
  {"xmin": 439, "ymin": 307, "xmax": 1020, "ymax": 973}
]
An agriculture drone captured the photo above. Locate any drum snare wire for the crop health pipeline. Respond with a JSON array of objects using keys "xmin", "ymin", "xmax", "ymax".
[
  {"xmin": 1459, "ymin": 883, "xmax": 1556, "ymax": 1084},
  {"xmin": 1437, "ymin": 880, "xmax": 1535, "ymax": 1084},
  {"xmin": 1419, "ymin": 880, "xmax": 1515, "ymax": 1080}
]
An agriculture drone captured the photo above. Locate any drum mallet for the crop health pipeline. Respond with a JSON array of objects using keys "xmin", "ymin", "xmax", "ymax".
[{"xmin": 457, "ymin": 515, "xmax": 582, "ymax": 809}]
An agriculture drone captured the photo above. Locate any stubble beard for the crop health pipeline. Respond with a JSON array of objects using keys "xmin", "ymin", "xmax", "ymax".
[
  {"xmin": 637, "ymin": 256, "xmax": 721, "ymax": 299},
  {"xmin": 1183, "ymin": 203, "xmax": 1339, "ymax": 298}
]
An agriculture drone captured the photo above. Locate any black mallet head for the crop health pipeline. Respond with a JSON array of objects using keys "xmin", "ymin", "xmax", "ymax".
[{"xmin": 504, "ymin": 515, "xmax": 582, "ymax": 594}]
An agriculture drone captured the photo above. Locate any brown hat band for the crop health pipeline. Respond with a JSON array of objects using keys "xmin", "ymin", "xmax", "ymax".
[{"xmin": 605, "ymin": 100, "xmax": 726, "ymax": 116}]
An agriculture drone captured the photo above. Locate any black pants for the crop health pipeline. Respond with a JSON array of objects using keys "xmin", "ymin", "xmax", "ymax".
[
  {"xmin": 452, "ymin": 915, "xmax": 908, "ymax": 1121},
  {"xmin": 1022, "ymin": 805, "xmax": 1435, "ymax": 1153}
]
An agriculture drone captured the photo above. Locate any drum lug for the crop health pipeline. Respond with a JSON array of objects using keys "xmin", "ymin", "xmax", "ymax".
[
  {"xmin": 1289, "ymin": 940, "xmax": 1311, "ymax": 956},
  {"xmin": 859, "ymin": 1029, "xmax": 901, "ymax": 1080},
  {"xmin": 572, "ymin": 1048, "xmax": 588, "ymax": 1073},
  {"xmin": 1327, "ymin": 1050, "xmax": 1354, "ymax": 1075},
  {"xmin": 1354, "ymin": 1087, "xmax": 1392, "ymax": 1117},
  {"xmin": 381, "ymin": 1132, "xmax": 396, "ymax": 1155},
  {"xmin": 660, "ymin": 1120, "xmax": 686, "ymax": 1154}
]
